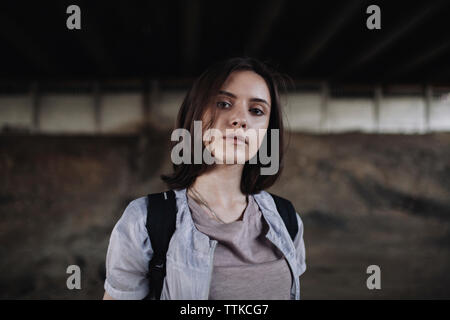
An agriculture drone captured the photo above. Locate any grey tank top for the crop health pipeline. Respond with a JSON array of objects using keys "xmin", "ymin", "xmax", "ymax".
[{"xmin": 187, "ymin": 193, "xmax": 292, "ymax": 300}]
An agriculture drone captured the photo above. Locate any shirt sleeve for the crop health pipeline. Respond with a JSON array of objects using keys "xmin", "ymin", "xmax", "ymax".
[
  {"xmin": 293, "ymin": 212, "xmax": 307, "ymax": 277},
  {"xmin": 104, "ymin": 197, "xmax": 153, "ymax": 300}
]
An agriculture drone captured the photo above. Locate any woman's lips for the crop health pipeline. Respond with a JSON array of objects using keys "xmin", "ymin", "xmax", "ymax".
[{"xmin": 223, "ymin": 136, "xmax": 247, "ymax": 145}]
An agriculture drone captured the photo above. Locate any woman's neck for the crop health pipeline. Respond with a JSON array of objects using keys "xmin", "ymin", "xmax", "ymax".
[
  {"xmin": 188, "ymin": 164, "xmax": 248, "ymax": 222},
  {"xmin": 191, "ymin": 164, "xmax": 246, "ymax": 205}
]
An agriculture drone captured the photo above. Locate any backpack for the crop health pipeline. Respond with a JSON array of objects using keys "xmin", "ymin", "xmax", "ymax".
[{"xmin": 144, "ymin": 189, "xmax": 298, "ymax": 300}]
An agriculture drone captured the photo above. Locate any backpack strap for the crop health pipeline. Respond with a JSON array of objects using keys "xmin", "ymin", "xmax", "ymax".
[
  {"xmin": 268, "ymin": 193, "xmax": 298, "ymax": 241},
  {"xmin": 145, "ymin": 190, "xmax": 177, "ymax": 300}
]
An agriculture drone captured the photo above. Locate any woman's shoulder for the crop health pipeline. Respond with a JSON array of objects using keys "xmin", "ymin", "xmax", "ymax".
[
  {"xmin": 253, "ymin": 189, "xmax": 294, "ymax": 209},
  {"xmin": 251, "ymin": 189, "xmax": 271, "ymax": 200},
  {"xmin": 125, "ymin": 195, "xmax": 148, "ymax": 213},
  {"xmin": 113, "ymin": 196, "xmax": 149, "ymax": 235}
]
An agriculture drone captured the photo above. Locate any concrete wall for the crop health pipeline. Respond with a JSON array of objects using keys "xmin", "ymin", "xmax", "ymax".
[
  {"xmin": 430, "ymin": 94, "xmax": 450, "ymax": 131},
  {"xmin": 155, "ymin": 90, "xmax": 186, "ymax": 126},
  {"xmin": 1, "ymin": 85, "xmax": 450, "ymax": 134},
  {"xmin": 0, "ymin": 95, "xmax": 33, "ymax": 130},
  {"xmin": 284, "ymin": 89, "xmax": 450, "ymax": 133},
  {"xmin": 378, "ymin": 96, "xmax": 426, "ymax": 133},
  {"xmin": 326, "ymin": 98, "xmax": 375, "ymax": 133},
  {"xmin": 101, "ymin": 93, "xmax": 142, "ymax": 133},
  {"xmin": 284, "ymin": 92, "xmax": 322, "ymax": 133},
  {"xmin": 40, "ymin": 94, "xmax": 96, "ymax": 133}
]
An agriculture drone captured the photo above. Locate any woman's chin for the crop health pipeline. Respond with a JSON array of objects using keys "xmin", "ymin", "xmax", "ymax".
[{"xmin": 213, "ymin": 153, "xmax": 248, "ymax": 165}]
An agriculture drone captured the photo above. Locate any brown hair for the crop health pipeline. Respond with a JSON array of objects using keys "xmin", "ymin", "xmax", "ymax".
[{"xmin": 161, "ymin": 57, "xmax": 289, "ymax": 194}]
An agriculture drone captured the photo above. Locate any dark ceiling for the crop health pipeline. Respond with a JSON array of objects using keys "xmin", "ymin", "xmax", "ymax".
[{"xmin": 1, "ymin": 0, "xmax": 450, "ymax": 85}]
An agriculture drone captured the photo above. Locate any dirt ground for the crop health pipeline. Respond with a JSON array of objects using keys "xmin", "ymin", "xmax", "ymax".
[{"xmin": 1, "ymin": 126, "xmax": 449, "ymax": 299}]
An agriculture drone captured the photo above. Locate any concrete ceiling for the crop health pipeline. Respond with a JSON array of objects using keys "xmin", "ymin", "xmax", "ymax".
[{"xmin": 1, "ymin": 0, "xmax": 450, "ymax": 84}]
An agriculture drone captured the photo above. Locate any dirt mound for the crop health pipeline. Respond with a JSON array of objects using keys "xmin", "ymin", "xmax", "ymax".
[{"xmin": 1, "ymin": 128, "xmax": 449, "ymax": 299}]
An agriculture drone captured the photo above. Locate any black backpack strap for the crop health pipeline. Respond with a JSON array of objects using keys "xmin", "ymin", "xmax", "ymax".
[
  {"xmin": 145, "ymin": 190, "xmax": 177, "ymax": 300},
  {"xmin": 269, "ymin": 193, "xmax": 298, "ymax": 241}
]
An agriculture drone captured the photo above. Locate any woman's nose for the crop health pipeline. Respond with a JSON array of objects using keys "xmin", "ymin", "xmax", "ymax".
[
  {"xmin": 231, "ymin": 119, "xmax": 246, "ymax": 128},
  {"xmin": 230, "ymin": 105, "xmax": 247, "ymax": 128}
]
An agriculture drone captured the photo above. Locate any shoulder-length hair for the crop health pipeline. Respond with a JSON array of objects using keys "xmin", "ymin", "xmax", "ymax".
[{"xmin": 161, "ymin": 57, "xmax": 290, "ymax": 195}]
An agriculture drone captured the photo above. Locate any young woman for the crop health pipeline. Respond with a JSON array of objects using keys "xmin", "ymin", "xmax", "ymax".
[{"xmin": 103, "ymin": 57, "xmax": 306, "ymax": 300}]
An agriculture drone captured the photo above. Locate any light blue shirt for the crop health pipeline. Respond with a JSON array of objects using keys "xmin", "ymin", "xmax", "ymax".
[{"xmin": 104, "ymin": 188, "xmax": 307, "ymax": 299}]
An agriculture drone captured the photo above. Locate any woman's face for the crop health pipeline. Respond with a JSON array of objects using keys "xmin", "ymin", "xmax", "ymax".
[{"xmin": 202, "ymin": 70, "xmax": 271, "ymax": 164}]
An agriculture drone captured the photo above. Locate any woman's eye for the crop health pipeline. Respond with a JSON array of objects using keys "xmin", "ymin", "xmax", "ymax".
[
  {"xmin": 250, "ymin": 108, "xmax": 264, "ymax": 116},
  {"xmin": 216, "ymin": 101, "xmax": 231, "ymax": 108}
]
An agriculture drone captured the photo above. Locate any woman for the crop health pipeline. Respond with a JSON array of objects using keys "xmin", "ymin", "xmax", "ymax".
[{"xmin": 103, "ymin": 57, "xmax": 306, "ymax": 300}]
